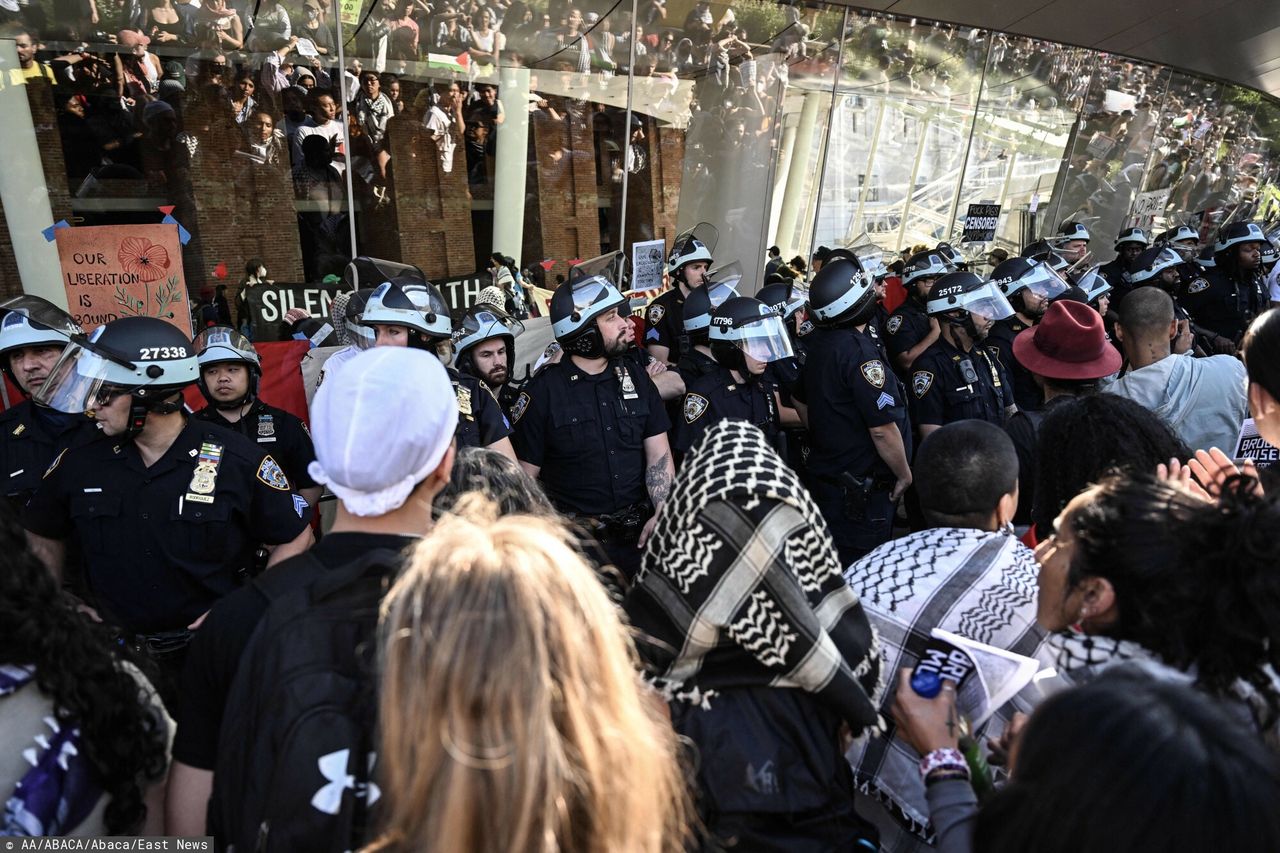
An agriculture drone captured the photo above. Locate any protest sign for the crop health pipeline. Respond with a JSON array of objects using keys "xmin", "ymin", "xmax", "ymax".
[
  {"xmin": 339, "ymin": 0, "xmax": 362, "ymax": 26},
  {"xmin": 241, "ymin": 281, "xmax": 344, "ymax": 341},
  {"xmin": 1235, "ymin": 418, "xmax": 1280, "ymax": 468},
  {"xmin": 1132, "ymin": 188, "xmax": 1171, "ymax": 228},
  {"xmin": 55, "ymin": 223, "xmax": 192, "ymax": 337},
  {"xmin": 629, "ymin": 239, "xmax": 666, "ymax": 294},
  {"xmin": 961, "ymin": 204, "xmax": 1001, "ymax": 243}
]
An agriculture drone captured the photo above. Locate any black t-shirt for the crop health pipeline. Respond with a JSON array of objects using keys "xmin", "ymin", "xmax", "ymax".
[
  {"xmin": 173, "ymin": 532, "xmax": 417, "ymax": 769},
  {"xmin": 985, "ymin": 315, "xmax": 1040, "ymax": 413},
  {"xmin": 195, "ymin": 400, "xmax": 317, "ymax": 489},
  {"xmin": 512, "ymin": 355, "xmax": 670, "ymax": 516}
]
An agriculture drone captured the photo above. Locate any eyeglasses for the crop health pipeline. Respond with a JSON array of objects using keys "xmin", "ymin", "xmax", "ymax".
[{"xmin": 93, "ymin": 386, "xmax": 130, "ymax": 406}]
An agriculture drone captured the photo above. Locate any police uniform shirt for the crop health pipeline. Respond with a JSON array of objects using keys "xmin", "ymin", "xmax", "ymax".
[
  {"xmin": 799, "ymin": 326, "xmax": 910, "ymax": 476},
  {"xmin": 511, "ymin": 355, "xmax": 670, "ymax": 516},
  {"xmin": 645, "ymin": 288, "xmax": 686, "ymax": 362},
  {"xmin": 1180, "ymin": 266, "xmax": 1267, "ymax": 342},
  {"xmin": 23, "ymin": 419, "xmax": 312, "ymax": 635},
  {"xmin": 676, "ymin": 347, "xmax": 719, "ymax": 386},
  {"xmin": 0, "ymin": 401, "xmax": 100, "ymax": 511},
  {"xmin": 194, "ymin": 399, "xmax": 317, "ymax": 488},
  {"xmin": 673, "ymin": 366, "xmax": 778, "ymax": 454},
  {"xmin": 985, "ymin": 316, "xmax": 1041, "ymax": 412},
  {"xmin": 496, "ymin": 381, "xmax": 522, "ymax": 420},
  {"xmin": 910, "ymin": 337, "xmax": 1011, "ymax": 428},
  {"xmin": 884, "ymin": 298, "xmax": 930, "ymax": 372},
  {"xmin": 448, "ymin": 366, "xmax": 512, "ymax": 449}
]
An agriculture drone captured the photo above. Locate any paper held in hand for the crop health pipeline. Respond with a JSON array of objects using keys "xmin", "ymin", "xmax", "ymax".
[{"xmin": 917, "ymin": 628, "xmax": 1042, "ymax": 728}]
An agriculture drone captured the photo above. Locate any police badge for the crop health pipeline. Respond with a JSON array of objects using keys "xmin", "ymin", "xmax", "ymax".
[
  {"xmin": 683, "ymin": 393, "xmax": 709, "ymax": 423},
  {"xmin": 912, "ymin": 371, "xmax": 934, "ymax": 398},
  {"xmin": 1186, "ymin": 278, "xmax": 1209, "ymax": 294},
  {"xmin": 648, "ymin": 304, "xmax": 666, "ymax": 326},
  {"xmin": 886, "ymin": 315, "xmax": 903, "ymax": 335},
  {"xmin": 860, "ymin": 360, "xmax": 886, "ymax": 389},
  {"xmin": 257, "ymin": 415, "xmax": 275, "ymax": 437}
]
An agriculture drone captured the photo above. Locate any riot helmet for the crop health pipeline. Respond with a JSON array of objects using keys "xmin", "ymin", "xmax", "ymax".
[
  {"xmin": 934, "ymin": 242, "xmax": 968, "ymax": 272},
  {"xmin": 926, "ymin": 272, "xmax": 1014, "ymax": 341},
  {"xmin": 666, "ymin": 222, "xmax": 717, "ymax": 288},
  {"xmin": 682, "ymin": 262, "xmax": 744, "ymax": 344},
  {"xmin": 1113, "ymin": 227, "xmax": 1150, "ymax": 250},
  {"xmin": 808, "ymin": 256, "xmax": 876, "ymax": 327},
  {"xmin": 991, "ymin": 257, "xmax": 1067, "ymax": 317},
  {"xmin": 452, "ymin": 304, "xmax": 524, "ymax": 385},
  {"xmin": 549, "ymin": 253, "xmax": 630, "ymax": 359},
  {"xmin": 1074, "ymin": 266, "xmax": 1113, "ymax": 311},
  {"xmin": 902, "ymin": 251, "xmax": 949, "ymax": 294},
  {"xmin": 1215, "ymin": 221, "xmax": 1268, "ymax": 255},
  {"xmin": 0, "ymin": 296, "xmax": 79, "ymax": 395},
  {"xmin": 1125, "ymin": 247, "xmax": 1182, "ymax": 286},
  {"xmin": 1155, "ymin": 225, "xmax": 1201, "ymax": 261},
  {"xmin": 36, "ymin": 316, "xmax": 198, "ymax": 435},
  {"xmin": 194, "ymin": 325, "xmax": 261, "ymax": 410},
  {"xmin": 358, "ymin": 279, "xmax": 451, "ymax": 350},
  {"xmin": 708, "ymin": 296, "xmax": 794, "ymax": 377}
]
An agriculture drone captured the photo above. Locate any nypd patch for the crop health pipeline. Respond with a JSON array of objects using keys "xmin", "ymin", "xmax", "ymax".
[
  {"xmin": 683, "ymin": 393, "xmax": 709, "ymax": 423},
  {"xmin": 510, "ymin": 392, "xmax": 531, "ymax": 424},
  {"xmin": 648, "ymin": 304, "xmax": 666, "ymax": 326},
  {"xmin": 912, "ymin": 371, "xmax": 934, "ymax": 398},
  {"xmin": 886, "ymin": 315, "xmax": 903, "ymax": 335},
  {"xmin": 860, "ymin": 360, "xmax": 886, "ymax": 389},
  {"xmin": 1186, "ymin": 278, "xmax": 1209, "ymax": 294},
  {"xmin": 256, "ymin": 455, "xmax": 290, "ymax": 491}
]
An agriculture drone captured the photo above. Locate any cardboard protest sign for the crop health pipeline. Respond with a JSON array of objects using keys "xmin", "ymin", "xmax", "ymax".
[
  {"xmin": 1234, "ymin": 418, "xmax": 1279, "ymax": 468},
  {"xmin": 55, "ymin": 224, "xmax": 192, "ymax": 337},
  {"xmin": 629, "ymin": 239, "xmax": 666, "ymax": 294},
  {"xmin": 241, "ymin": 281, "xmax": 344, "ymax": 341},
  {"xmin": 961, "ymin": 204, "xmax": 1001, "ymax": 243}
]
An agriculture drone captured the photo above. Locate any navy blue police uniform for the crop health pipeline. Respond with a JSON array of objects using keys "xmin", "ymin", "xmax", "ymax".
[
  {"xmin": 1180, "ymin": 266, "xmax": 1267, "ymax": 342},
  {"xmin": 984, "ymin": 316, "xmax": 1040, "ymax": 412},
  {"xmin": 645, "ymin": 288, "xmax": 687, "ymax": 363},
  {"xmin": 673, "ymin": 367, "xmax": 778, "ymax": 455},
  {"xmin": 0, "ymin": 402, "xmax": 99, "ymax": 512},
  {"xmin": 910, "ymin": 338, "xmax": 1012, "ymax": 428},
  {"xmin": 884, "ymin": 297, "xmax": 930, "ymax": 377},
  {"xmin": 449, "ymin": 366, "xmax": 512, "ymax": 448},
  {"xmin": 194, "ymin": 399, "xmax": 317, "ymax": 490}
]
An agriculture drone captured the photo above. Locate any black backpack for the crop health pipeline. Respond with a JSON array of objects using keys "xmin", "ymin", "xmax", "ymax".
[{"xmin": 209, "ymin": 548, "xmax": 403, "ymax": 852}]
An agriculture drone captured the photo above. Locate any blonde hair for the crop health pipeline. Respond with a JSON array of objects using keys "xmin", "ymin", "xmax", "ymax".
[{"xmin": 368, "ymin": 497, "xmax": 690, "ymax": 853}]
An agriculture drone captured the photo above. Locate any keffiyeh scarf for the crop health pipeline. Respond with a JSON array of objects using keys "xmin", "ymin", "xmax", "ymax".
[
  {"xmin": 1, "ymin": 665, "xmax": 101, "ymax": 836},
  {"xmin": 626, "ymin": 419, "xmax": 883, "ymax": 733},
  {"xmin": 845, "ymin": 529, "xmax": 1050, "ymax": 842}
]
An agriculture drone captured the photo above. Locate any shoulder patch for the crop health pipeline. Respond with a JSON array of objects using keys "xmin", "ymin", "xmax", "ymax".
[
  {"xmin": 648, "ymin": 303, "xmax": 666, "ymax": 326},
  {"xmin": 43, "ymin": 448, "xmax": 67, "ymax": 479},
  {"xmin": 1186, "ymin": 277, "xmax": 1209, "ymax": 294},
  {"xmin": 860, "ymin": 360, "xmax": 886, "ymax": 389},
  {"xmin": 683, "ymin": 392, "xmax": 709, "ymax": 423},
  {"xmin": 912, "ymin": 370, "xmax": 935, "ymax": 399},
  {"xmin": 256, "ymin": 455, "xmax": 291, "ymax": 491},
  {"xmin": 510, "ymin": 391, "xmax": 531, "ymax": 424},
  {"xmin": 886, "ymin": 315, "xmax": 903, "ymax": 335}
]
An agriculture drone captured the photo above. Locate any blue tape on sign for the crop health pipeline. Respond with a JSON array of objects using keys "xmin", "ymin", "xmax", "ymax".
[
  {"xmin": 162, "ymin": 214, "xmax": 192, "ymax": 245},
  {"xmin": 41, "ymin": 220, "xmax": 70, "ymax": 242}
]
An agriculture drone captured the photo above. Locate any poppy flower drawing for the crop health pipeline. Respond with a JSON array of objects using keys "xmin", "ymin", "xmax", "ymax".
[{"xmin": 118, "ymin": 236, "xmax": 171, "ymax": 282}]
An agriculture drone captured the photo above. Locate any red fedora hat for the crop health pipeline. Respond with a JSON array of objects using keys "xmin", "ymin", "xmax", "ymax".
[{"xmin": 1012, "ymin": 300, "xmax": 1121, "ymax": 381}]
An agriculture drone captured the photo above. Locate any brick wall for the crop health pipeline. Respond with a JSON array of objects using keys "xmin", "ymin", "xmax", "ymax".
[
  {"xmin": 526, "ymin": 97, "xmax": 603, "ymax": 281},
  {"xmin": 386, "ymin": 113, "xmax": 475, "ymax": 278},
  {"xmin": 623, "ymin": 115, "xmax": 684, "ymax": 251}
]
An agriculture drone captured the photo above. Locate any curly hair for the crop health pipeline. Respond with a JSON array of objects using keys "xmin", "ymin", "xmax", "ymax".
[
  {"xmin": 1031, "ymin": 393, "xmax": 1189, "ymax": 534},
  {"xmin": 1067, "ymin": 473, "xmax": 1280, "ymax": 731},
  {"xmin": 0, "ymin": 505, "xmax": 168, "ymax": 833}
]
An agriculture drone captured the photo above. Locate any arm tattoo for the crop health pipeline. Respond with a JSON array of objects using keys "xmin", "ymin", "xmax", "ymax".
[{"xmin": 645, "ymin": 453, "xmax": 672, "ymax": 506}]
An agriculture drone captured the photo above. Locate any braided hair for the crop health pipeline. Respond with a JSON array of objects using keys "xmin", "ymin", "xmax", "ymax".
[{"xmin": 0, "ymin": 506, "xmax": 168, "ymax": 833}]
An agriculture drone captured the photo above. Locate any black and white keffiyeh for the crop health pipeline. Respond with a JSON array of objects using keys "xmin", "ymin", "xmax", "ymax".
[
  {"xmin": 845, "ymin": 528, "xmax": 1051, "ymax": 843},
  {"xmin": 626, "ymin": 419, "xmax": 883, "ymax": 733}
]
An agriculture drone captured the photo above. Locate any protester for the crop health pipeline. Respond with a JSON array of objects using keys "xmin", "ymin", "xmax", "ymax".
[
  {"xmin": 368, "ymin": 498, "xmax": 689, "ymax": 852},
  {"xmin": 168, "ymin": 347, "xmax": 457, "ymax": 844},
  {"xmin": 1, "ymin": 505, "xmax": 170, "ymax": 837},
  {"xmin": 891, "ymin": 668, "xmax": 1280, "ymax": 853},
  {"xmin": 626, "ymin": 419, "xmax": 882, "ymax": 849}
]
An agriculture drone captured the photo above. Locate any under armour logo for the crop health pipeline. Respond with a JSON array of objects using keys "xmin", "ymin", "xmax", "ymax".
[{"xmin": 310, "ymin": 749, "xmax": 381, "ymax": 815}]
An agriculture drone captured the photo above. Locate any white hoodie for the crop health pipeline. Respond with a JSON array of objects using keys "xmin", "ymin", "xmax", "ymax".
[{"xmin": 1104, "ymin": 352, "xmax": 1248, "ymax": 453}]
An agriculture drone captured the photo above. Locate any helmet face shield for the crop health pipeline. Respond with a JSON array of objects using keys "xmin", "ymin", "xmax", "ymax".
[
  {"xmin": 35, "ymin": 342, "xmax": 118, "ymax": 414},
  {"xmin": 963, "ymin": 282, "xmax": 1015, "ymax": 321},
  {"xmin": 1022, "ymin": 264, "xmax": 1069, "ymax": 299},
  {"xmin": 734, "ymin": 315, "xmax": 795, "ymax": 363}
]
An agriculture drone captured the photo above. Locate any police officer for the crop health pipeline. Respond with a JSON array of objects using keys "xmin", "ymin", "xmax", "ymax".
[
  {"xmin": 934, "ymin": 241, "xmax": 969, "ymax": 272},
  {"xmin": 910, "ymin": 272, "xmax": 1017, "ymax": 437},
  {"xmin": 359, "ymin": 280, "xmax": 516, "ymax": 459},
  {"xmin": 1097, "ymin": 227, "xmax": 1149, "ymax": 301},
  {"xmin": 1125, "ymin": 246, "xmax": 1202, "ymax": 355},
  {"xmin": 512, "ymin": 258, "xmax": 674, "ymax": 581},
  {"xmin": 453, "ymin": 301, "xmax": 526, "ymax": 416},
  {"xmin": 646, "ymin": 226, "xmax": 715, "ymax": 365},
  {"xmin": 0, "ymin": 297, "xmax": 98, "ymax": 512},
  {"xmin": 1182, "ymin": 221, "xmax": 1270, "ymax": 354},
  {"xmin": 1052, "ymin": 221, "xmax": 1091, "ymax": 265},
  {"xmin": 885, "ymin": 249, "xmax": 949, "ymax": 375},
  {"xmin": 676, "ymin": 268, "xmax": 743, "ymax": 384},
  {"xmin": 23, "ymin": 317, "xmax": 313, "ymax": 691},
  {"xmin": 799, "ymin": 254, "xmax": 912, "ymax": 564},
  {"xmin": 673, "ymin": 296, "xmax": 790, "ymax": 455},
  {"xmin": 192, "ymin": 326, "xmax": 321, "ymax": 509},
  {"xmin": 987, "ymin": 257, "xmax": 1069, "ymax": 412}
]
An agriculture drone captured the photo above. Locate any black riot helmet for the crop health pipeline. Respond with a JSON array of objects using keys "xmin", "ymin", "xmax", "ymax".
[
  {"xmin": 934, "ymin": 242, "xmax": 968, "ymax": 272},
  {"xmin": 756, "ymin": 280, "xmax": 807, "ymax": 321},
  {"xmin": 902, "ymin": 251, "xmax": 950, "ymax": 293},
  {"xmin": 991, "ymin": 256, "xmax": 1068, "ymax": 316},
  {"xmin": 681, "ymin": 262, "xmax": 744, "ymax": 345},
  {"xmin": 549, "ymin": 252, "xmax": 629, "ymax": 359},
  {"xmin": 1114, "ymin": 227, "xmax": 1150, "ymax": 251},
  {"xmin": 36, "ymin": 316, "xmax": 198, "ymax": 436},
  {"xmin": 808, "ymin": 256, "xmax": 877, "ymax": 328},
  {"xmin": 708, "ymin": 296, "xmax": 794, "ymax": 377}
]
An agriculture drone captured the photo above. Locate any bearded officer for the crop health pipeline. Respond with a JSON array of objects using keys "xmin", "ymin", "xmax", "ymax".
[
  {"xmin": 23, "ymin": 317, "xmax": 313, "ymax": 693},
  {"xmin": 453, "ymin": 301, "xmax": 525, "ymax": 416},
  {"xmin": 799, "ymin": 252, "xmax": 912, "ymax": 563},
  {"xmin": 192, "ymin": 326, "xmax": 321, "ymax": 510},
  {"xmin": 512, "ymin": 257, "xmax": 674, "ymax": 581}
]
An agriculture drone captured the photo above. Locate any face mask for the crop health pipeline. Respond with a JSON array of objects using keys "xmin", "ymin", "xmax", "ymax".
[{"xmin": 257, "ymin": 267, "xmax": 267, "ymax": 279}]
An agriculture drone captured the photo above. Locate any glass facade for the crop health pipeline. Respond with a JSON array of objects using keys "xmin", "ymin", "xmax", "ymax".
[{"xmin": 1, "ymin": 1, "xmax": 1278, "ymax": 314}]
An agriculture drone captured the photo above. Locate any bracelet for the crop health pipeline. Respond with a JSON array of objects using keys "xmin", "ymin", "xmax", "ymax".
[
  {"xmin": 924, "ymin": 768, "xmax": 971, "ymax": 786},
  {"xmin": 918, "ymin": 747, "xmax": 969, "ymax": 782}
]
